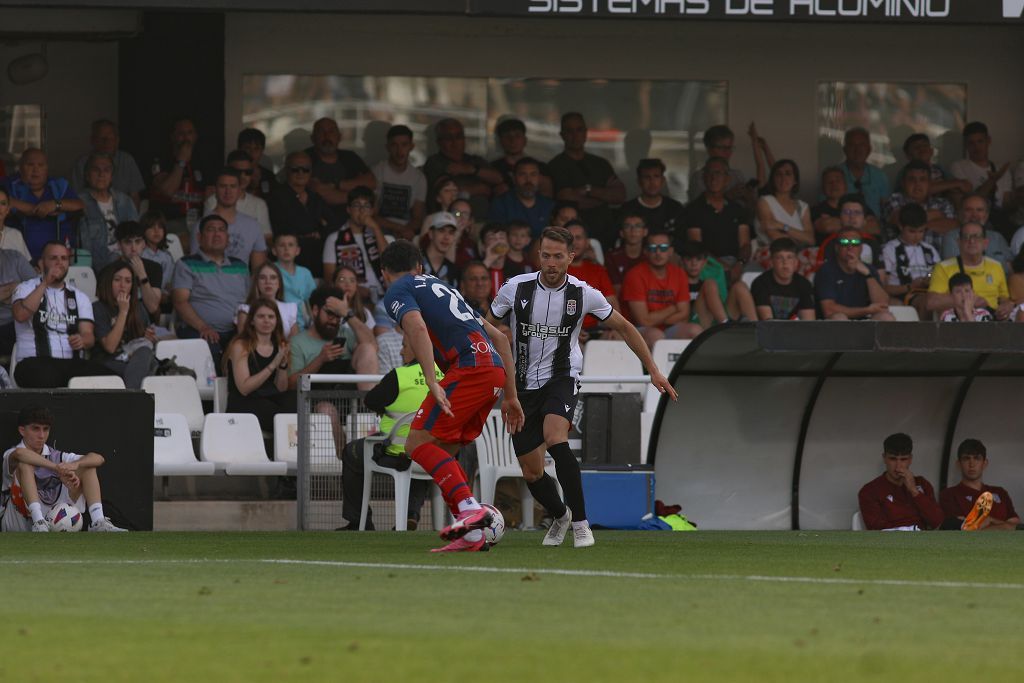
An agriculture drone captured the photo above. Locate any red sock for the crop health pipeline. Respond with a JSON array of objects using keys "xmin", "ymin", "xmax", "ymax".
[{"xmin": 410, "ymin": 443, "xmax": 472, "ymax": 515}]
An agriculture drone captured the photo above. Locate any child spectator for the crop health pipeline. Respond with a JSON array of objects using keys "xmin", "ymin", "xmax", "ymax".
[
  {"xmin": 751, "ymin": 238, "xmax": 816, "ymax": 321},
  {"xmin": 272, "ymin": 233, "xmax": 315, "ymax": 329},
  {"xmin": 881, "ymin": 204, "xmax": 940, "ymax": 321},
  {"xmin": 140, "ymin": 209, "xmax": 175, "ymax": 294},
  {"xmin": 678, "ymin": 240, "xmax": 755, "ymax": 327},
  {"xmin": 940, "ymin": 273, "xmax": 994, "ymax": 322},
  {"xmin": 506, "ymin": 220, "xmax": 534, "ymax": 272}
]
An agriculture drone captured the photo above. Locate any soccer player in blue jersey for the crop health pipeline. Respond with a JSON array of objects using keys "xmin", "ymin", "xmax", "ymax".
[{"xmin": 381, "ymin": 239, "xmax": 524, "ymax": 552}]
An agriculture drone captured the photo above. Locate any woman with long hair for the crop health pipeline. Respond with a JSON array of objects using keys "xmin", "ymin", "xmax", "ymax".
[
  {"xmin": 332, "ymin": 265, "xmax": 376, "ymax": 328},
  {"xmin": 224, "ymin": 298, "xmax": 296, "ymax": 431},
  {"xmin": 755, "ymin": 159, "xmax": 814, "ymax": 247},
  {"xmin": 236, "ymin": 262, "xmax": 299, "ymax": 338},
  {"xmin": 93, "ymin": 262, "xmax": 157, "ymax": 388}
]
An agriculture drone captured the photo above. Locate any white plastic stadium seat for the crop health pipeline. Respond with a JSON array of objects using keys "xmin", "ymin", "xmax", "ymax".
[
  {"xmin": 213, "ymin": 377, "xmax": 229, "ymax": 414},
  {"xmin": 274, "ymin": 412, "xmax": 339, "ymax": 475},
  {"xmin": 580, "ymin": 340, "xmax": 644, "ymax": 394},
  {"xmin": 474, "ymin": 409, "xmax": 558, "ymax": 529},
  {"xmin": 889, "ymin": 305, "xmax": 920, "ymax": 322},
  {"xmin": 66, "ymin": 265, "xmax": 97, "ymax": 301},
  {"xmin": 852, "ymin": 511, "xmax": 865, "ymax": 531},
  {"xmin": 741, "ymin": 270, "xmax": 760, "ymax": 289},
  {"xmin": 68, "ymin": 375, "xmax": 127, "ymax": 390},
  {"xmin": 166, "ymin": 232, "xmax": 185, "ymax": 262},
  {"xmin": 153, "ymin": 413, "xmax": 215, "ymax": 476},
  {"xmin": 588, "ymin": 238, "xmax": 605, "ymax": 265},
  {"xmin": 200, "ymin": 413, "xmax": 288, "ymax": 476},
  {"xmin": 155, "ymin": 339, "xmax": 217, "ymax": 400},
  {"xmin": 360, "ymin": 412, "xmax": 446, "ymax": 532},
  {"xmin": 142, "ymin": 376, "xmax": 205, "ymax": 437}
]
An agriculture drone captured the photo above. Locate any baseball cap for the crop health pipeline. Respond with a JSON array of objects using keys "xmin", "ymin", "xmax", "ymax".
[{"xmin": 429, "ymin": 212, "xmax": 457, "ymax": 230}]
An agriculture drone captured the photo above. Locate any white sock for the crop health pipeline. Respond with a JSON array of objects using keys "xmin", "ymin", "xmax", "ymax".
[
  {"xmin": 28, "ymin": 501, "xmax": 44, "ymax": 524},
  {"xmin": 88, "ymin": 503, "xmax": 105, "ymax": 524},
  {"xmin": 457, "ymin": 497, "xmax": 482, "ymax": 514},
  {"xmin": 572, "ymin": 520, "xmax": 590, "ymax": 530},
  {"xmin": 464, "ymin": 529, "xmax": 483, "ymax": 542}
]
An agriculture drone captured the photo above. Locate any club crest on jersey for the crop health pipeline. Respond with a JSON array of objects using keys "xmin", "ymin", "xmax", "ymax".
[{"xmin": 566, "ymin": 299, "xmax": 577, "ymax": 316}]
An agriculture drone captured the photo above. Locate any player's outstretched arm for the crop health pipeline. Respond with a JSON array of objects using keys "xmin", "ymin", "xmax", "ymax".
[
  {"xmin": 482, "ymin": 318, "xmax": 524, "ymax": 433},
  {"xmin": 602, "ymin": 310, "xmax": 678, "ymax": 401},
  {"xmin": 400, "ymin": 310, "xmax": 453, "ymax": 417}
]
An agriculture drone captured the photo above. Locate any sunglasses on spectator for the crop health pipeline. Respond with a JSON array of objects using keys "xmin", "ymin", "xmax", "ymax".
[
  {"xmin": 288, "ymin": 166, "xmax": 312, "ymax": 173},
  {"xmin": 646, "ymin": 243, "xmax": 671, "ymax": 252},
  {"xmin": 838, "ymin": 238, "xmax": 862, "ymax": 247},
  {"xmin": 960, "ymin": 233, "xmax": 985, "ymax": 242}
]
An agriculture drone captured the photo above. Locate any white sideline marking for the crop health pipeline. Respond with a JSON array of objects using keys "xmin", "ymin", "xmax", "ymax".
[{"xmin": 0, "ymin": 558, "xmax": 1022, "ymax": 591}]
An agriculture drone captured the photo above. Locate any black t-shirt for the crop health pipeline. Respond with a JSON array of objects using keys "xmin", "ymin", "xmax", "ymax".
[
  {"xmin": 750, "ymin": 271, "xmax": 815, "ymax": 320},
  {"xmin": 547, "ymin": 151, "xmax": 619, "ymax": 247},
  {"xmin": 99, "ymin": 257, "xmax": 162, "ymax": 296},
  {"xmin": 683, "ymin": 194, "xmax": 750, "ymax": 259},
  {"xmin": 305, "ymin": 146, "xmax": 371, "ymax": 223},
  {"xmin": 252, "ymin": 163, "xmax": 279, "ymax": 199},
  {"xmin": 267, "ymin": 185, "xmax": 337, "ymax": 278},
  {"xmin": 620, "ymin": 196, "xmax": 686, "ymax": 238}
]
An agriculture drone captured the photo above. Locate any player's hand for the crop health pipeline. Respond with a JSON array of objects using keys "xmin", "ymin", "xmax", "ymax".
[
  {"xmin": 501, "ymin": 396, "xmax": 525, "ymax": 434},
  {"xmin": 901, "ymin": 469, "xmax": 918, "ymax": 495},
  {"xmin": 429, "ymin": 382, "xmax": 454, "ymax": 418},
  {"xmin": 650, "ymin": 371, "xmax": 678, "ymax": 401}
]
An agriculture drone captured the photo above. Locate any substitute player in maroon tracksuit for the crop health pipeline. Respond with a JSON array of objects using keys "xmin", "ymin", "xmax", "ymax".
[
  {"xmin": 858, "ymin": 432, "xmax": 945, "ymax": 531},
  {"xmin": 381, "ymin": 239, "xmax": 524, "ymax": 552}
]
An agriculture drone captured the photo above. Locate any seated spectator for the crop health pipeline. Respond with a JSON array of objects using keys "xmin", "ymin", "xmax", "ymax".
[
  {"xmin": 815, "ymin": 228, "xmax": 894, "ymax": 321},
  {"xmin": 811, "ymin": 167, "xmax": 848, "ymax": 244},
  {"xmin": 551, "ymin": 201, "xmax": 580, "ymax": 228},
  {"xmin": 567, "ymin": 220, "xmax": 620, "ymax": 338},
  {"xmin": 883, "ymin": 161, "xmax": 957, "ymax": 246},
  {"xmin": 939, "ymin": 273, "xmax": 993, "ymax": 322},
  {"xmin": 949, "ymin": 122, "xmax": 1015, "ymax": 220},
  {"xmin": 0, "ymin": 188, "xmax": 31, "ymax": 262},
  {"xmin": 548, "ymin": 112, "xmax": 626, "ymax": 249},
  {"xmin": 927, "ymin": 222, "xmax": 1013, "ymax": 319},
  {"xmin": 458, "ymin": 261, "xmax": 493, "ymax": 317},
  {"xmin": 606, "ymin": 213, "xmax": 647, "ymax": 295},
  {"xmin": 102, "ymin": 221, "xmax": 163, "ymax": 319},
  {"xmin": 306, "ymin": 117, "xmax": 376, "ymax": 224},
  {"xmin": 1010, "ymin": 248, "xmax": 1024, "ymax": 315},
  {"xmin": 422, "ymin": 118, "xmax": 501, "ymax": 205},
  {"xmin": 337, "ymin": 332, "xmax": 441, "ymax": 531},
  {"xmin": 92, "ymin": 261, "xmax": 157, "ymax": 389},
  {"xmin": 236, "ymin": 262, "xmax": 300, "ymax": 338},
  {"xmin": 506, "ymin": 220, "xmax": 534, "ymax": 273},
  {"xmin": 2, "ymin": 148, "xmax": 84, "ymax": 260},
  {"xmin": 424, "ymin": 175, "xmax": 459, "ymax": 217},
  {"xmin": 236, "ymin": 128, "xmax": 277, "ymax": 199},
  {"xmin": 70, "ymin": 119, "xmax": 146, "ymax": 207},
  {"xmin": 754, "ymin": 159, "xmax": 813, "ymax": 247},
  {"xmin": 620, "ymin": 158, "xmax": 686, "ymax": 237},
  {"xmin": 751, "ymin": 238, "xmax": 816, "ymax": 320},
  {"xmin": 322, "ymin": 186, "xmax": 388, "ymax": 301},
  {"xmin": 620, "ymin": 230, "xmax": 700, "ymax": 347},
  {"xmin": 224, "ymin": 298, "xmax": 296, "ymax": 432},
  {"xmin": 421, "ymin": 212, "xmax": 461, "ymax": 289},
  {"xmin": 140, "ymin": 209, "xmax": 175, "ymax": 296},
  {"xmin": 172, "ymin": 215, "xmax": 251, "ymax": 366},
  {"xmin": 881, "ymin": 204, "xmax": 940, "ymax": 320},
  {"xmin": 149, "ymin": 116, "xmax": 209, "ymax": 253},
  {"xmin": 487, "ymin": 157, "xmax": 554, "ymax": 238},
  {"xmin": 203, "ymin": 151, "xmax": 271, "ymax": 239},
  {"xmin": 688, "ymin": 125, "xmax": 751, "ymax": 205},
  {"xmin": 268, "ymin": 150, "xmax": 333, "ymax": 278},
  {"xmin": 78, "ymin": 153, "xmax": 139, "ymax": 270},
  {"xmin": 479, "ymin": 223, "xmax": 525, "ymax": 297},
  {"xmin": 678, "ymin": 240, "xmax": 755, "ymax": 327},
  {"xmin": 372, "ymin": 125, "xmax": 426, "ymax": 240},
  {"xmin": 2, "ymin": 405, "xmax": 126, "ymax": 532},
  {"xmin": 899, "ymin": 133, "xmax": 972, "ymax": 199},
  {"xmin": 271, "ymin": 233, "xmax": 316, "ymax": 330},
  {"xmin": 0, "ymin": 240, "xmax": 38, "ymax": 357},
  {"xmin": 289, "ymin": 286, "xmax": 378, "ymax": 392},
  {"xmin": 944, "ymin": 194, "xmax": 1014, "ymax": 269},
  {"xmin": 196, "ymin": 168, "xmax": 267, "ymax": 271},
  {"xmin": 815, "ymin": 195, "xmax": 884, "ymax": 273},
  {"xmin": 490, "ymin": 118, "xmax": 553, "ymax": 197},
  {"xmin": 332, "ymin": 265, "xmax": 377, "ymax": 330},
  {"xmin": 12, "ymin": 241, "xmax": 114, "ymax": 388},
  {"xmin": 858, "ymin": 432, "xmax": 944, "ymax": 531},
  {"xmin": 940, "ymin": 439, "xmax": 1020, "ymax": 531},
  {"xmin": 684, "ymin": 157, "xmax": 752, "ymax": 280},
  {"xmin": 449, "ymin": 198, "xmax": 480, "ymax": 267},
  {"xmin": 837, "ymin": 127, "xmax": 891, "ymax": 219}
]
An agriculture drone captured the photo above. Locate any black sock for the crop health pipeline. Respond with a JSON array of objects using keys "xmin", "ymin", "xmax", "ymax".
[
  {"xmin": 526, "ymin": 472, "xmax": 567, "ymax": 520},
  {"xmin": 549, "ymin": 442, "xmax": 586, "ymax": 522}
]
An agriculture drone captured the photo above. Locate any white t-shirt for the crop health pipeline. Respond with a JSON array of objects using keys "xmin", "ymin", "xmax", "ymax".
[
  {"xmin": 204, "ymin": 193, "xmax": 272, "ymax": 237},
  {"xmin": 97, "ymin": 196, "xmax": 119, "ymax": 250},
  {"xmin": 322, "ymin": 227, "xmax": 384, "ymax": 301},
  {"xmin": 372, "ymin": 160, "xmax": 426, "ymax": 225},
  {"xmin": 0, "ymin": 226, "xmax": 31, "ymax": 262},
  {"xmin": 13, "ymin": 278, "xmax": 94, "ymax": 360},
  {"xmin": 881, "ymin": 238, "xmax": 941, "ymax": 285},
  {"xmin": 2, "ymin": 441, "xmax": 85, "ymax": 515},
  {"xmin": 950, "ymin": 158, "xmax": 1014, "ymax": 208},
  {"xmin": 235, "ymin": 300, "xmax": 299, "ymax": 337},
  {"xmin": 755, "ymin": 195, "xmax": 810, "ymax": 244}
]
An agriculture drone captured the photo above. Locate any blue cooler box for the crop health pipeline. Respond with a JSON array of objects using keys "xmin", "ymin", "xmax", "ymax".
[{"xmin": 580, "ymin": 464, "xmax": 655, "ymax": 529}]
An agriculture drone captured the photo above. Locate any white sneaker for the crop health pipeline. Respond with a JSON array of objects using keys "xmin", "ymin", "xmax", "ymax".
[
  {"xmin": 32, "ymin": 519, "xmax": 49, "ymax": 532},
  {"xmin": 89, "ymin": 517, "xmax": 128, "ymax": 532},
  {"xmin": 542, "ymin": 508, "xmax": 572, "ymax": 546},
  {"xmin": 572, "ymin": 521, "xmax": 595, "ymax": 548}
]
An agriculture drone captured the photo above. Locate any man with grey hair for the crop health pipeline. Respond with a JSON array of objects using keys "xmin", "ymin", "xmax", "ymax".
[{"xmin": 927, "ymin": 221, "xmax": 1014, "ymax": 319}]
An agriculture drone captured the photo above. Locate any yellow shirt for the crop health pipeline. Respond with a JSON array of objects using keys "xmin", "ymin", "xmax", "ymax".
[{"xmin": 928, "ymin": 256, "xmax": 1008, "ymax": 308}]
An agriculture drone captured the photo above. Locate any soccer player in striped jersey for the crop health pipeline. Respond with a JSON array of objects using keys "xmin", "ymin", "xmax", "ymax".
[
  {"xmin": 490, "ymin": 226, "xmax": 677, "ymax": 547},
  {"xmin": 381, "ymin": 239, "xmax": 524, "ymax": 552}
]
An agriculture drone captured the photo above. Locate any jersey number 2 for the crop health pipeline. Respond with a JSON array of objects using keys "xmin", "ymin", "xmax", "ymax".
[{"xmin": 431, "ymin": 282, "xmax": 475, "ymax": 322}]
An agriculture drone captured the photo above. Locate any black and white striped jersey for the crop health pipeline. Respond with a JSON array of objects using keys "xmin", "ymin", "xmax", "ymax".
[{"xmin": 490, "ymin": 272, "xmax": 613, "ymax": 391}]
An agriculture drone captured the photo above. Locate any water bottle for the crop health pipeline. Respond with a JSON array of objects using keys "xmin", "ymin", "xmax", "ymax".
[{"xmin": 204, "ymin": 357, "xmax": 215, "ymax": 387}]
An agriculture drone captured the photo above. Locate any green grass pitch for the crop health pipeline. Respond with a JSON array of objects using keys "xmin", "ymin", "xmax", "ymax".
[{"xmin": 1, "ymin": 530, "xmax": 1022, "ymax": 682}]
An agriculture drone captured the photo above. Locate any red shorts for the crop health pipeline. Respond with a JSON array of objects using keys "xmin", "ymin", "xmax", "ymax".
[{"xmin": 412, "ymin": 365, "xmax": 505, "ymax": 445}]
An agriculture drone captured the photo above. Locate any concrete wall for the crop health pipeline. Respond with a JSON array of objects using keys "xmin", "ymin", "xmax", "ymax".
[{"xmin": 224, "ymin": 12, "xmax": 1024, "ymax": 199}]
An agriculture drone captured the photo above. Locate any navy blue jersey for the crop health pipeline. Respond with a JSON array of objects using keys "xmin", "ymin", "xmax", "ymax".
[{"xmin": 384, "ymin": 273, "xmax": 503, "ymax": 371}]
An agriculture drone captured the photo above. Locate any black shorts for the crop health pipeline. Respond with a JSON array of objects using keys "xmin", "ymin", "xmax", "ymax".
[{"xmin": 511, "ymin": 376, "xmax": 580, "ymax": 456}]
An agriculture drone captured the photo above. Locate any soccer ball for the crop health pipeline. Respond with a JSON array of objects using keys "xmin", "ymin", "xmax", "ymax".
[
  {"xmin": 481, "ymin": 503, "xmax": 505, "ymax": 546},
  {"xmin": 46, "ymin": 503, "xmax": 84, "ymax": 532}
]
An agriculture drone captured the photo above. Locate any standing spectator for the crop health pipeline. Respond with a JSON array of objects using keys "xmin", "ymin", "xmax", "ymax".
[
  {"xmin": 949, "ymin": 122, "xmax": 1015, "ymax": 220},
  {"xmin": 858, "ymin": 432, "xmax": 945, "ymax": 531},
  {"xmin": 687, "ymin": 125, "xmax": 751, "ymax": 204},
  {"xmin": 172, "ymin": 215, "xmax": 250, "ymax": 366},
  {"xmin": 422, "ymin": 118, "xmax": 501, "ymax": 204},
  {"xmin": 12, "ymin": 242, "xmax": 113, "ymax": 387},
  {"xmin": 815, "ymin": 228, "xmax": 894, "ymax": 321},
  {"xmin": 487, "ymin": 157, "xmax": 555, "ymax": 238},
  {"xmin": 69, "ymin": 119, "xmax": 146, "ymax": 207},
  {"xmin": 883, "ymin": 161, "xmax": 957, "ymax": 247},
  {"xmin": 927, "ymin": 222, "xmax": 1013, "ymax": 319},
  {"xmin": 140, "ymin": 210, "xmax": 175, "ymax": 295},
  {"xmin": 235, "ymin": 262, "xmax": 300, "ymax": 338},
  {"xmin": 372, "ymin": 125, "xmax": 426, "ymax": 241},
  {"xmin": 751, "ymin": 238, "xmax": 816, "ymax": 320},
  {"xmin": 679, "ymin": 240, "xmax": 755, "ymax": 327},
  {"xmin": 605, "ymin": 213, "xmax": 647, "ymax": 295},
  {"xmin": 881, "ymin": 204, "xmax": 941, "ymax": 320},
  {"xmin": 236, "ymin": 128, "xmax": 278, "ymax": 199},
  {"xmin": 92, "ymin": 262, "xmax": 157, "ymax": 389},
  {"xmin": 940, "ymin": 439, "xmax": 1020, "ymax": 530},
  {"xmin": 268, "ymin": 150, "xmax": 334, "ymax": 278},
  {"xmin": 0, "ymin": 243, "xmax": 37, "ymax": 356},
  {"xmin": 203, "ymin": 151, "xmax": 271, "ymax": 239},
  {"xmin": 148, "ymin": 116, "xmax": 208, "ymax": 252},
  {"xmin": 837, "ymin": 127, "xmax": 891, "ymax": 219},
  {"xmin": 685, "ymin": 157, "xmax": 752, "ymax": 280},
  {"xmin": 754, "ymin": 159, "xmax": 814, "ymax": 247},
  {"xmin": 225, "ymin": 298, "xmax": 296, "ymax": 432},
  {"xmin": 490, "ymin": 118, "xmax": 552, "ymax": 197},
  {"xmin": 548, "ymin": 112, "xmax": 626, "ymax": 250},
  {"xmin": 566, "ymin": 221, "xmax": 620, "ymax": 336},
  {"xmin": 421, "ymin": 212, "xmax": 460, "ymax": 289},
  {"xmin": 306, "ymin": 117, "xmax": 376, "ymax": 224},
  {"xmin": 78, "ymin": 153, "xmax": 139, "ymax": 271},
  {"xmin": 289, "ymin": 286, "xmax": 378, "ymax": 392},
  {"xmin": 1, "ymin": 149, "xmax": 84, "ymax": 261},
  {"xmin": 271, "ymin": 233, "xmax": 315, "ymax": 330},
  {"xmin": 620, "ymin": 230, "xmax": 699, "ymax": 347},
  {"xmin": 196, "ymin": 168, "xmax": 267, "ymax": 271},
  {"xmin": 0, "ymin": 188, "xmax": 31, "ymax": 262},
  {"xmin": 322, "ymin": 186, "xmax": 388, "ymax": 300},
  {"xmin": 939, "ymin": 273, "xmax": 994, "ymax": 322},
  {"xmin": 620, "ymin": 158, "xmax": 686, "ymax": 237}
]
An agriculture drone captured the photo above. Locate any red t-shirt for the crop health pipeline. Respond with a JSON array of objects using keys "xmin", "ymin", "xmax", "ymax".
[
  {"xmin": 939, "ymin": 483, "xmax": 1018, "ymax": 522},
  {"xmin": 858, "ymin": 474, "xmax": 945, "ymax": 530},
  {"xmin": 605, "ymin": 248, "xmax": 643, "ymax": 286},
  {"xmin": 568, "ymin": 260, "xmax": 616, "ymax": 329},
  {"xmin": 620, "ymin": 261, "xmax": 689, "ymax": 329}
]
